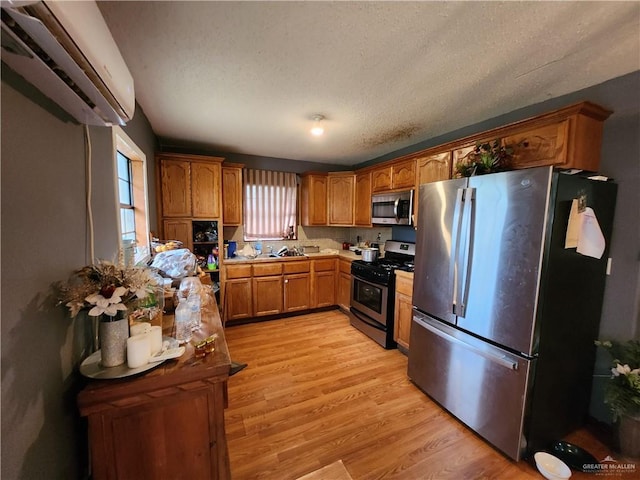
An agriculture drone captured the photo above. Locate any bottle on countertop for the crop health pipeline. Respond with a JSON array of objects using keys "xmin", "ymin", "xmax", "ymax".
[
  {"xmin": 188, "ymin": 291, "xmax": 201, "ymax": 331},
  {"xmin": 175, "ymin": 297, "xmax": 192, "ymax": 344}
]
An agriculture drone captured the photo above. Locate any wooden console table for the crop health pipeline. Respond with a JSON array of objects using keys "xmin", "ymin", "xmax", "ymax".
[{"xmin": 77, "ymin": 299, "xmax": 231, "ymax": 480}]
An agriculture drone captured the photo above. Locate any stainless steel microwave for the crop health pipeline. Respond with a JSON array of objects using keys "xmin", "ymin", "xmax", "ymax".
[{"xmin": 371, "ymin": 190, "xmax": 413, "ymax": 225}]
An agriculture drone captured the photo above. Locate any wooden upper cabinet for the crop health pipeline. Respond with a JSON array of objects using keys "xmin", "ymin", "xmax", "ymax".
[
  {"xmin": 371, "ymin": 159, "xmax": 416, "ymax": 193},
  {"xmin": 452, "ymin": 142, "xmax": 490, "ymax": 173},
  {"xmin": 161, "ymin": 159, "xmax": 191, "ymax": 217},
  {"xmin": 450, "ymin": 102, "xmax": 611, "ymax": 175},
  {"xmin": 162, "ymin": 219, "xmax": 192, "ymax": 250},
  {"xmin": 158, "ymin": 153, "xmax": 224, "ymax": 219},
  {"xmin": 191, "ymin": 161, "xmax": 221, "ymax": 218},
  {"xmin": 301, "ymin": 173, "xmax": 328, "ymax": 226},
  {"xmin": 391, "ymin": 159, "xmax": 416, "ymax": 190},
  {"xmin": 417, "ymin": 151, "xmax": 452, "ymax": 185},
  {"xmin": 327, "ymin": 173, "xmax": 355, "ymax": 226},
  {"xmin": 371, "ymin": 166, "xmax": 392, "ymax": 193},
  {"xmin": 222, "ymin": 164, "xmax": 243, "ymax": 225},
  {"xmin": 504, "ymin": 121, "xmax": 569, "ymax": 169},
  {"xmin": 505, "ymin": 104, "xmax": 610, "ymax": 171},
  {"xmin": 414, "ymin": 152, "xmax": 451, "ymax": 228},
  {"xmin": 355, "ymin": 172, "xmax": 372, "ymax": 226}
]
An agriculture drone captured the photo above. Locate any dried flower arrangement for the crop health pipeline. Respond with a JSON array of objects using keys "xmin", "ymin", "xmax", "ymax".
[
  {"xmin": 57, "ymin": 261, "xmax": 160, "ymax": 320},
  {"xmin": 454, "ymin": 139, "xmax": 514, "ymax": 177}
]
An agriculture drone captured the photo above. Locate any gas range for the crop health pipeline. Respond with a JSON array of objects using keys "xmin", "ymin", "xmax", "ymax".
[
  {"xmin": 349, "ymin": 240, "xmax": 416, "ymax": 349},
  {"xmin": 351, "ymin": 241, "xmax": 416, "ymax": 286}
]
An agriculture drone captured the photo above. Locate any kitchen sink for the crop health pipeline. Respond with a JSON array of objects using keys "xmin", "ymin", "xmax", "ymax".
[
  {"xmin": 279, "ymin": 251, "xmax": 306, "ymax": 257},
  {"xmin": 252, "ymin": 251, "xmax": 306, "ymax": 258}
]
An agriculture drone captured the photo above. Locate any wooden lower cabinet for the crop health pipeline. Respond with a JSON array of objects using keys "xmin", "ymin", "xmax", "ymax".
[
  {"xmin": 283, "ymin": 262, "xmax": 311, "ymax": 312},
  {"xmin": 78, "ymin": 307, "xmax": 231, "ymax": 480},
  {"xmin": 394, "ymin": 271, "xmax": 414, "ymax": 350},
  {"xmin": 337, "ymin": 258, "xmax": 353, "ymax": 311},
  {"xmin": 312, "ymin": 259, "xmax": 336, "ymax": 308},
  {"xmin": 253, "ymin": 276, "xmax": 283, "ymax": 316},
  {"xmin": 284, "ymin": 273, "xmax": 311, "ymax": 312},
  {"xmin": 225, "ymin": 278, "xmax": 252, "ymax": 321},
  {"xmin": 224, "ymin": 257, "xmax": 354, "ymax": 321}
]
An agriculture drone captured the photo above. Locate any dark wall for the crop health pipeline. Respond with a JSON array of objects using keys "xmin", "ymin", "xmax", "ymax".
[{"xmin": 1, "ymin": 75, "xmax": 158, "ymax": 479}]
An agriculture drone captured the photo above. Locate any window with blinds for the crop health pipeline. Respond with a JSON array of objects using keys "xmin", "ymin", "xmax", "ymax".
[{"xmin": 243, "ymin": 169, "xmax": 297, "ymax": 240}]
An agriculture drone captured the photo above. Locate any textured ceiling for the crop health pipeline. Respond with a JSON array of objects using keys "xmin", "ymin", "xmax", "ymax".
[{"xmin": 98, "ymin": 1, "xmax": 640, "ymax": 166}]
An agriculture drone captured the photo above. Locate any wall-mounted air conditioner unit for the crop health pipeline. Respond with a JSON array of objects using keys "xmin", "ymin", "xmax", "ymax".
[{"xmin": 1, "ymin": 0, "xmax": 135, "ymax": 126}]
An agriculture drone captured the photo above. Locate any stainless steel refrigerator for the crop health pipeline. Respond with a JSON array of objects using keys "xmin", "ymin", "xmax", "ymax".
[{"xmin": 408, "ymin": 166, "xmax": 617, "ymax": 461}]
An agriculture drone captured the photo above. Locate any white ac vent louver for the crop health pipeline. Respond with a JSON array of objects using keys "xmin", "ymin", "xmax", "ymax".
[{"xmin": 1, "ymin": 0, "xmax": 134, "ymax": 126}]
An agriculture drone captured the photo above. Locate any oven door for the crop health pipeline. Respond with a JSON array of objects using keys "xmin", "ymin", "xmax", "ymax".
[{"xmin": 351, "ymin": 275, "xmax": 388, "ymax": 326}]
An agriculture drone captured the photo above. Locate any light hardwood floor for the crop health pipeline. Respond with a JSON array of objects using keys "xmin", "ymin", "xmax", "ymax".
[{"xmin": 224, "ymin": 310, "xmax": 618, "ymax": 480}]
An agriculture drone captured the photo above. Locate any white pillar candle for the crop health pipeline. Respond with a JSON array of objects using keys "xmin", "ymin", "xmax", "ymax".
[
  {"xmin": 130, "ymin": 322, "xmax": 151, "ymax": 337},
  {"xmin": 127, "ymin": 334, "xmax": 151, "ymax": 369},
  {"xmin": 149, "ymin": 326, "xmax": 163, "ymax": 356}
]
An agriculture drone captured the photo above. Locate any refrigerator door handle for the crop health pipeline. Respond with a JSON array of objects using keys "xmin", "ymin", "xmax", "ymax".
[
  {"xmin": 414, "ymin": 314, "xmax": 518, "ymax": 371},
  {"xmin": 457, "ymin": 187, "xmax": 476, "ymax": 317},
  {"xmin": 449, "ymin": 188, "xmax": 465, "ymax": 315}
]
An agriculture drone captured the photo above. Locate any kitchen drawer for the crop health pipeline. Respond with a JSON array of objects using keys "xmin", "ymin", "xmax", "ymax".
[
  {"xmin": 339, "ymin": 258, "xmax": 352, "ymax": 274},
  {"xmin": 226, "ymin": 264, "xmax": 252, "ymax": 279},
  {"xmin": 313, "ymin": 259, "xmax": 336, "ymax": 272},
  {"xmin": 283, "ymin": 260, "xmax": 310, "ymax": 274},
  {"xmin": 253, "ymin": 262, "xmax": 283, "ymax": 277}
]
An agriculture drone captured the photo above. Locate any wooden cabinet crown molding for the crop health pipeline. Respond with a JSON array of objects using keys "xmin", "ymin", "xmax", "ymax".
[
  {"xmin": 157, "ymin": 152, "xmax": 225, "ymax": 164},
  {"xmin": 380, "ymin": 101, "xmax": 612, "ymax": 169}
]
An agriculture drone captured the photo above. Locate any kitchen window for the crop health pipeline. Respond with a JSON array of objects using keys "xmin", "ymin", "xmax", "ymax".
[
  {"xmin": 113, "ymin": 126, "xmax": 150, "ymax": 265},
  {"xmin": 243, "ymin": 168, "xmax": 297, "ymax": 240}
]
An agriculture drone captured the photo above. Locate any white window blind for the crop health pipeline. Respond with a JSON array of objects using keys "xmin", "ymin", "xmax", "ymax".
[{"xmin": 243, "ymin": 169, "xmax": 297, "ymax": 240}]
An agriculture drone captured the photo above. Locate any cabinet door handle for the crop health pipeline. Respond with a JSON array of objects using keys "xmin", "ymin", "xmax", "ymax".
[{"xmin": 284, "ymin": 279, "xmax": 288, "ymax": 284}]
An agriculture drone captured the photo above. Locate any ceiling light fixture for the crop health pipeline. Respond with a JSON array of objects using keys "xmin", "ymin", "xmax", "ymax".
[{"xmin": 310, "ymin": 114, "xmax": 325, "ymax": 136}]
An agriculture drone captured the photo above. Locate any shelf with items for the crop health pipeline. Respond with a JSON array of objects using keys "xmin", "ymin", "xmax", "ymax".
[{"xmin": 191, "ymin": 220, "xmax": 220, "ymax": 271}]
